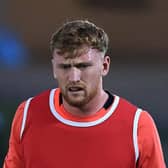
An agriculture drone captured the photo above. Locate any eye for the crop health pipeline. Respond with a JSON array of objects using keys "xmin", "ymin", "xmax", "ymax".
[
  {"xmin": 75, "ymin": 63, "xmax": 92, "ymax": 69},
  {"xmin": 58, "ymin": 64, "xmax": 71, "ymax": 70},
  {"xmin": 76, "ymin": 64, "xmax": 87, "ymax": 68},
  {"xmin": 63, "ymin": 64, "xmax": 71, "ymax": 69}
]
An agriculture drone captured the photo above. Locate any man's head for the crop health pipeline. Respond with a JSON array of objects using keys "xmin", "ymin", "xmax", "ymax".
[
  {"xmin": 50, "ymin": 20, "xmax": 109, "ymax": 56},
  {"xmin": 50, "ymin": 20, "xmax": 110, "ymax": 107}
]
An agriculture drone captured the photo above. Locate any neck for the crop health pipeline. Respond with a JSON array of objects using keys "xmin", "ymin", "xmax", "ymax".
[{"xmin": 62, "ymin": 89, "xmax": 108, "ymax": 117}]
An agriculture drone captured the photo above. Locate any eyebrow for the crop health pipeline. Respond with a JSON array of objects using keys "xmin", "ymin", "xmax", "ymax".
[{"xmin": 57, "ymin": 62, "xmax": 93, "ymax": 68}]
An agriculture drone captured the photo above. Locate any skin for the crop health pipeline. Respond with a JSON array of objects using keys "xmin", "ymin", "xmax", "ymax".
[{"xmin": 52, "ymin": 46, "xmax": 110, "ymax": 117}]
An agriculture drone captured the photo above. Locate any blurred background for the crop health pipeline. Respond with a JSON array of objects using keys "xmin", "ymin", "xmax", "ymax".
[{"xmin": 0, "ymin": 0, "xmax": 168, "ymax": 166}]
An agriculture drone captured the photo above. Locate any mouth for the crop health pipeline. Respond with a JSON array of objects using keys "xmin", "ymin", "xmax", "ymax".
[{"xmin": 68, "ymin": 86, "xmax": 84, "ymax": 92}]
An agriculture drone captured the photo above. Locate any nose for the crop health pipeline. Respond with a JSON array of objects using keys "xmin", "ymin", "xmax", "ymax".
[{"xmin": 68, "ymin": 67, "xmax": 81, "ymax": 82}]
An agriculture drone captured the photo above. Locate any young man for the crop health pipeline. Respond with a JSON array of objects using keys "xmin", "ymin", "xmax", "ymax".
[{"xmin": 3, "ymin": 20, "xmax": 166, "ymax": 168}]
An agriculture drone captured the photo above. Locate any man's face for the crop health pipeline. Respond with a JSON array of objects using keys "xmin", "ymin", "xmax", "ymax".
[{"xmin": 52, "ymin": 47, "xmax": 110, "ymax": 107}]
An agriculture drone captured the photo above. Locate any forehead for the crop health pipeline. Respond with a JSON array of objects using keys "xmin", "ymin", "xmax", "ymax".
[{"xmin": 52, "ymin": 48, "xmax": 103, "ymax": 63}]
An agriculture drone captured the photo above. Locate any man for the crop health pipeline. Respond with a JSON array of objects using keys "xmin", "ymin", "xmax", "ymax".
[{"xmin": 3, "ymin": 20, "xmax": 166, "ymax": 168}]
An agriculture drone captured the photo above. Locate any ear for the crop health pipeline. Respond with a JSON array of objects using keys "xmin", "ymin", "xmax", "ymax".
[
  {"xmin": 51, "ymin": 58, "xmax": 57, "ymax": 79},
  {"xmin": 102, "ymin": 56, "xmax": 110, "ymax": 76}
]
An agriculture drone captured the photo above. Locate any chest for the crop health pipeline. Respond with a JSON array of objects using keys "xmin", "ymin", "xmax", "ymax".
[{"xmin": 22, "ymin": 118, "xmax": 136, "ymax": 168}]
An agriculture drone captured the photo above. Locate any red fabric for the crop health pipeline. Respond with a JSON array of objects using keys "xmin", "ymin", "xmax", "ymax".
[{"xmin": 3, "ymin": 89, "xmax": 166, "ymax": 168}]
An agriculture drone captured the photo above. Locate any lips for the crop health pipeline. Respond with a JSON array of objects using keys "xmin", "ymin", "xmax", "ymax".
[
  {"xmin": 68, "ymin": 86, "xmax": 83, "ymax": 92},
  {"xmin": 67, "ymin": 84, "xmax": 85, "ymax": 92}
]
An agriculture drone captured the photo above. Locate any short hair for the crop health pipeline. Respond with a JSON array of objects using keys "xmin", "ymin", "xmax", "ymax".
[{"xmin": 50, "ymin": 20, "xmax": 109, "ymax": 55}]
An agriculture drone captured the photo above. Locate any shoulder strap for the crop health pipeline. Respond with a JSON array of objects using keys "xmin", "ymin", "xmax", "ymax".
[
  {"xmin": 133, "ymin": 108, "xmax": 142, "ymax": 162},
  {"xmin": 20, "ymin": 97, "xmax": 33, "ymax": 140}
]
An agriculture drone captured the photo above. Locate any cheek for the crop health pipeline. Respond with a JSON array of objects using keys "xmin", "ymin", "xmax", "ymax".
[
  {"xmin": 82, "ymin": 69, "xmax": 101, "ymax": 83},
  {"xmin": 57, "ymin": 75, "xmax": 66, "ymax": 83},
  {"xmin": 55, "ymin": 72, "xmax": 67, "ymax": 85}
]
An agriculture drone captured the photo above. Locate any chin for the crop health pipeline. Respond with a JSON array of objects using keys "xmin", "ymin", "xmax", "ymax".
[{"xmin": 66, "ymin": 99, "xmax": 87, "ymax": 107}]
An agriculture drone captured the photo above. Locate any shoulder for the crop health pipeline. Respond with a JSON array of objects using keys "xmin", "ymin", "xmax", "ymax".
[
  {"xmin": 137, "ymin": 111, "xmax": 166, "ymax": 167},
  {"xmin": 115, "ymin": 95, "xmax": 140, "ymax": 116},
  {"xmin": 138, "ymin": 111, "xmax": 159, "ymax": 143},
  {"xmin": 28, "ymin": 88, "xmax": 58, "ymax": 105},
  {"xmin": 32, "ymin": 89, "xmax": 52, "ymax": 100},
  {"xmin": 138, "ymin": 111, "xmax": 157, "ymax": 133},
  {"xmin": 115, "ymin": 95, "xmax": 138, "ymax": 109}
]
